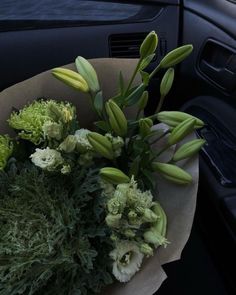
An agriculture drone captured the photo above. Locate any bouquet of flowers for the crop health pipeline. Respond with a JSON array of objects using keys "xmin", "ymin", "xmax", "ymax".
[{"xmin": 0, "ymin": 31, "xmax": 205, "ymax": 295}]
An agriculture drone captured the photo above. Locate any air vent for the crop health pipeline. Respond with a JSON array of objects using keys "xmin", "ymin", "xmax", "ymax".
[{"xmin": 109, "ymin": 32, "xmax": 149, "ymax": 58}]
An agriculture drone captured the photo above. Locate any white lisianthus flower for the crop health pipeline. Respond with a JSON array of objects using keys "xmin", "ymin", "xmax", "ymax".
[
  {"xmin": 74, "ymin": 128, "xmax": 92, "ymax": 153},
  {"xmin": 110, "ymin": 241, "xmax": 144, "ymax": 283},
  {"xmin": 30, "ymin": 147, "xmax": 64, "ymax": 171}
]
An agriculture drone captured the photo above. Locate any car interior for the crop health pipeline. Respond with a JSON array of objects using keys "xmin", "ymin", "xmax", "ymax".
[{"xmin": 0, "ymin": 0, "xmax": 235, "ymax": 294}]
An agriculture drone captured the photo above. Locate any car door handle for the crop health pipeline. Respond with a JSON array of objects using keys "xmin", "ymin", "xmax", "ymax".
[{"xmin": 199, "ymin": 39, "xmax": 236, "ymax": 92}]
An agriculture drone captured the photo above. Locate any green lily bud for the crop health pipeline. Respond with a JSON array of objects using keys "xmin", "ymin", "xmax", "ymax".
[
  {"xmin": 172, "ymin": 139, "xmax": 206, "ymax": 162},
  {"xmin": 140, "ymin": 31, "xmax": 158, "ymax": 59},
  {"xmin": 100, "ymin": 167, "xmax": 130, "ymax": 185},
  {"xmin": 151, "ymin": 202, "xmax": 167, "ymax": 237},
  {"xmin": 157, "ymin": 111, "xmax": 204, "ymax": 128},
  {"xmin": 137, "ymin": 91, "xmax": 149, "ymax": 111},
  {"xmin": 168, "ymin": 118, "xmax": 196, "ymax": 145},
  {"xmin": 160, "ymin": 68, "xmax": 175, "ymax": 97},
  {"xmin": 105, "ymin": 214, "xmax": 122, "ymax": 228},
  {"xmin": 105, "ymin": 100, "xmax": 127, "ymax": 137},
  {"xmin": 139, "ymin": 243, "xmax": 154, "ymax": 256},
  {"xmin": 59, "ymin": 135, "xmax": 77, "ymax": 153},
  {"xmin": 152, "ymin": 162, "xmax": 192, "ymax": 184},
  {"xmin": 123, "ymin": 229, "xmax": 136, "ymax": 238},
  {"xmin": 75, "ymin": 56, "xmax": 100, "ymax": 93},
  {"xmin": 87, "ymin": 132, "xmax": 114, "ymax": 159},
  {"xmin": 143, "ymin": 208, "xmax": 158, "ymax": 223},
  {"xmin": 52, "ymin": 67, "xmax": 89, "ymax": 92},
  {"xmin": 160, "ymin": 44, "xmax": 193, "ymax": 68},
  {"xmin": 139, "ymin": 118, "xmax": 153, "ymax": 137}
]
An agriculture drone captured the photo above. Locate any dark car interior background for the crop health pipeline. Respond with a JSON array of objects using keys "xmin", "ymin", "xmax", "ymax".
[{"xmin": 0, "ymin": 0, "xmax": 235, "ymax": 294}]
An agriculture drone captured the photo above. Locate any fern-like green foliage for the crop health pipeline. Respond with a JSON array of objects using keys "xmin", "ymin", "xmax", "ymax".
[
  {"xmin": 8, "ymin": 100, "xmax": 77, "ymax": 145},
  {"xmin": 0, "ymin": 163, "xmax": 113, "ymax": 295},
  {"xmin": 0, "ymin": 135, "xmax": 13, "ymax": 170}
]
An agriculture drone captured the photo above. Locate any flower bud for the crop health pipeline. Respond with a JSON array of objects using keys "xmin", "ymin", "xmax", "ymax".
[
  {"xmin": 152, "ymin": 162, "xmax": 192, "ymax": 184},
  {"xmin": 160, "ymin": 44, "xmax": 193, "ymax": 68},
  {"xmin": 52, "ymin": 67, "xmax": 89, "ymax": 92},
  {"xmin": 139, "ymin": 118, "xmax": 153, "ymax": 137},
  {"xmin": 160, "ymin": 68, "xmax": 174, "ymax": 97},
  {"xmin": 59, "ymin": 135, "xmax": 77, "ymax": 153},
  {"xmin": 87, "ymin": 132, "xmax": 114, "ymax": 160},
  {"xmin": 140, "ymin": 31, "xmax": 158, "ymax": 59},
  {"xmin": 61, "ymin": 164, "xmax": 71, "ymax": 174},
  {"xmin": 105, "ymin": 100, "xmax": 127, "ymax": 137},
  {"xmin": 124, "ymin": 229, "xmax": 136, "ymax": 238},
  {"xmin": 139, "ymin": 243, "xmax": 154, "ymax": 256},
  {"xmin": 142, "ymin": 208, "xmax": 158, "ymax": 223},
  {"xmin": 143, "ymin": 230, "xmax": 167, "ymax": 247},
  {"xmin": 137, "ymin": 91, "xmax": 149, "ymax": 111},
  {"xmin": 75, "ymin": 56, "xmax": 100, "ymax": 93},
  {"xmin": 172, "ymin": 139, "xmax": 206, "ymax": 162},
  {"xmin": 157, "ymin": 111, "xmax": 204, "ymax": 128},
  {"xmin": 105, "ymin": 214, "xmax": 122, "ymax": 228},
  {"xmin": 128, "ymin": 210, "xmax": 137, "ymax": 221},
  {"xmin": 100, "ymin": 167, "xmax": 130, "ymax": 185},
  {"xmin": 168, "ymin": 118, "xmax": 196, "ymax": 145}
]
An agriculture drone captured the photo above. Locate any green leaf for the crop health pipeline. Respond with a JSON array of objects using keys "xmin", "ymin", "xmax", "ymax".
[
  {"xmin": 110, "ymin": 93, "xmax": 123, "ymax": 106},
  {"xmin": 140, "ymin": 71, "xmax": 150, "ymax": 86},
  {"xmin": 139, "ymin": 53, "xmax": 155, "ymax": 70},
  {"xmin": 124, "ymin": 83, "xmax": 146, "ymax": 106},
  {"xmin": 141, "ymin": 169, "xmax": 156, "ymax": 190},
  {"xmin": 94, "ymin": 120, "xmax": 110, "ymax": 132},
  {"xmin": 129, "ymin": 156, "xmax": 140, "ymax": 177},
  {"xmin": 93, "ymin": 91, "xmax": 103, "ymax": 116}
]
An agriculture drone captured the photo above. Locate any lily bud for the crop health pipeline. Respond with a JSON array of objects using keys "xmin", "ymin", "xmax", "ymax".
[
  {"xmin": 172, "ymin": 139, "xmax": 206, "ymax": 162},
  {"xmin": 140, "ymin": 31, "xmax": 158, "ymax": 59},
  {"xmin": 139, "ymin": 243, "xmax": 154, "ymax": 256},
  {"xmin": 100, "ymin": 167, "xmax": 130, "ymax": 185},
  {"xmin": 152, "ymin": 162, "xmax": 192, "ymax": 184},
  {"xmin": 105, "ymin": 214, "xmax": 122, "ymax": 228},
  {"xmin": 160, "ymin": 68, "xmax": 174, "ymax": 97},
  {"xmin": 105, "ymin": 100, "xmax": 127, "ymax": 137},
  {"xmin": 160, "ymin": 44, "xmax": 193, "ymax": 68},
  {"xmin": 52, "ymin": 68, "xmax": 89, "ymax": 92},
  {"xmin": 143, "ymin": 208, "xmax": 158, "ymax": 223},
  {"xmin": 59, "ymin": 135, "xmax": 77, "ymax": 153},
  {"xmin": 87, "ymin": 132, "xmax": 114, "ymax": 159},
  {"xmin": 157, "ymin": 111, "xmax": 204, "ymax": 128},
  {"xmin": 75, "ymin": 56, "xmax": 100, "ymax": 93},
  {"xmin": 137, "ymin": 91, "xmax": 149, "ymax": 111},
  {"xmin": 139, "ymin": 118, "xmax": 153, "ymax": 137},
  {"xmin": 168, "ymin": 118, "xmax": 196, "ymax": 145}
]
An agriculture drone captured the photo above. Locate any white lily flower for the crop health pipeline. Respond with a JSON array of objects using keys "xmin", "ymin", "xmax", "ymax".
[
  {"xmin": 30, "ymin": 147, "xmax": 63, "ymax": 171},
  {"xmin": 110, "ymin": 241, "xmax": 144, "ymax": 283}
]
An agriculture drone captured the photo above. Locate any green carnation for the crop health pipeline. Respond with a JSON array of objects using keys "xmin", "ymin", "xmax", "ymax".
[
  {"xmin": 8, "ymin": 100, "xmax": 76, "ymax": 145},
  {"xmin": 0, "ymin": 135, "xmax": 13, "ymax": 170}
]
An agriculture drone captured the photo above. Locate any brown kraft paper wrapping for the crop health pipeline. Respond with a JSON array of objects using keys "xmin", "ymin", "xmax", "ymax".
[{"xmin": 0, "ymin": 58, "xmax": 198, "ymax": 295}]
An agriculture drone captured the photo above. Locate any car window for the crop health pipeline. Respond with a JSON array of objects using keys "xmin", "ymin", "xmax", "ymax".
[{"xmin": 0, "ymin": 0, "xmax": 141, "ymax": 21}]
